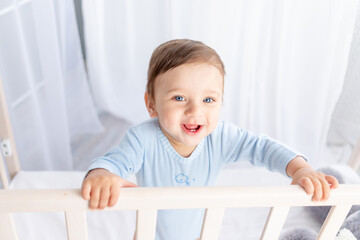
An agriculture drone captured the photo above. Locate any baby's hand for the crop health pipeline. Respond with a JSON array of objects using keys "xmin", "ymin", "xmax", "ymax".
[
  {"xmin": 291, "ymin": 168, "xmax": 339, "ymax": 201},
  {"xmin": 81, "ymin": 168, "xmax": 137, "ymax": 209}
]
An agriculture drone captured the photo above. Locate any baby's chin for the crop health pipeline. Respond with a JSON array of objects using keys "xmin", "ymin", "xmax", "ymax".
[{"xmin": 179, "ymin": 135, "xmax": 206, "ymax": 147}]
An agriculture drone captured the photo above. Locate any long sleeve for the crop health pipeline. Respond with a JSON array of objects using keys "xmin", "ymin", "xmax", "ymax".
[
  {"xmin": 87, "ymin": 127, "xmax": 145, "ymax": 179},
  {"xmin": 218, "ymin": 121, "xmax": 303, "ymax": 176}
]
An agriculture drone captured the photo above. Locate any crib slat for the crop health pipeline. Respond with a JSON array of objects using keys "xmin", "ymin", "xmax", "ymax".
[
  {"xmin": 135, "ymin": 209, "xmax": 157, "ymax": 240},
  {"xmin": 65, "ymin": 211, "xmax": 88, "ymax": 240},
  {"xmin": 0, "ymin": 213, "xmax": 18, "ymax": 240},
  {"xmin": 260, "ymin": 206, "xmax": 290, "ymax": 240},
  {"xmin": 199, "ymin": 207, "xmax": 225, "ymax": 240},
  {"xmin": 316, "ymin": 204, "xmax": 352, "ymax": 240}
]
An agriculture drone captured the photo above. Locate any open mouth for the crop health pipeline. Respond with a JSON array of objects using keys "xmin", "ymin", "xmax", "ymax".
[{"xmin": 182, "ymin": 124, "xmax": 203, "ymax": 134}]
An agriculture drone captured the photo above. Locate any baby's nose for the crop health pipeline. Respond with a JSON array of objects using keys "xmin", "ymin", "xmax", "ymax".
[{"xmin": 185, "ymin": 102, "xmax": 202, "ymax": 117}]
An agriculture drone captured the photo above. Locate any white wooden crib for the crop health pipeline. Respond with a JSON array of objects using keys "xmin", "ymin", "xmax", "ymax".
[{"xmin": 1, "ymin": 76, "xmax": 360, "ymax": 240}]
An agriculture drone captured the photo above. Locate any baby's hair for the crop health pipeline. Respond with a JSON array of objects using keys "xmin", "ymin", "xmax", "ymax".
[{"xmin": 146, "ymin": 39, "xmax": 225, "ymax": 99}]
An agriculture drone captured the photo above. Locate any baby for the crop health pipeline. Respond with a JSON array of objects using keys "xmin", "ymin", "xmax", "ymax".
[{"xmin": 82, "ymin": 39, "xmax": 338, "ymax": 240}]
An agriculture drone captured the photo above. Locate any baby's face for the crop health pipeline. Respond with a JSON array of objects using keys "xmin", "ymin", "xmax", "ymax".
[{"xmin": 147, "ymin": 62, "xmax": 223, "ymax": 157}]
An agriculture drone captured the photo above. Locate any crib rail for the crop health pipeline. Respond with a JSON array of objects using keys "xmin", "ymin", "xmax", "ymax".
[{"xmin": 1, "ymin": 184, "xmax": 360, "ymax": 240}]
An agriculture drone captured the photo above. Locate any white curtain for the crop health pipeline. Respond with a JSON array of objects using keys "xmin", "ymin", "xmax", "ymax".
[
  {"xmin": 326, "ymin": 2, "xmax": 360, "ymax": 164},
  {"xmin": 0, "ymin": 0, "xmax": 102, "ymax": 170},
  {"xmin": 83, "ymin": 0, "xmax": 359, "ymax": 166}
]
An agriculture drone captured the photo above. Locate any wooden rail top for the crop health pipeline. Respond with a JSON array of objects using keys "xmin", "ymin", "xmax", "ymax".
[{"xmin": 1, "ymin": 184, "xmax": 360, "ymax": 213}]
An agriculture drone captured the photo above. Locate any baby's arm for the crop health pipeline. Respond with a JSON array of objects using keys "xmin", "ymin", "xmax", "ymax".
[
  {"xmin": 286, "ymin": 156, "xmax": 339, "ymax": 201},
  {"xmin": 81, "ymin": 168, "xmax": 137, "ymax": 209}
]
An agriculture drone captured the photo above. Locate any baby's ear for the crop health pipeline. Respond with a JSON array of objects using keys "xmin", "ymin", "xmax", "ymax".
[{"xmin": 144, "ymin": 92, "xmax": 158, "ymax": 118}]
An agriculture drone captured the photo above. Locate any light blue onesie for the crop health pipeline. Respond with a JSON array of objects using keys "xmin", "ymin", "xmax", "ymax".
[{"xmin": 88, "ymin": 118, "xmax": 301, "ymax": 240}]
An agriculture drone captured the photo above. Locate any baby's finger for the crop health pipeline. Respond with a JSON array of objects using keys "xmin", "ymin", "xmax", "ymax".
[
  {"xmin": 120, "ymin": 179, "xmax": 138, "ymax": 188},
  {"xmin": 312, "ymin": 179, "xmax": 323, "ymax": 201},
  {"xmin": 81, "ymin": 181, "xmax": 91, "ymax": 200},
  {"xmin": 299, "ymin": 177, "xmax": 314, "ymax": 195},
  {"xmin": 319, "ymin": 177, "xmax": 331, "ymax": 201},
  {"xmin": 98, "ymin": 186, "xmax": 111, "ymax": 209},
  {"xmin": 108, "ymin": 185, "xmax": 121, "ymax": 207},
  {"xmin": 325, "ymin": 175, "xmax": 339, "ymax": 189},
  {"xmin": 89, "ymin": 186, "xmax": 101, "ymax": 209}
]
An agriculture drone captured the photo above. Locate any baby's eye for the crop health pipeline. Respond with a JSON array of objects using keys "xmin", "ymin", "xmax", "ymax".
[
  {"xmin": 203, "ymin": 98, "xmax": 214, "ymax": 103},
  {"xmin": 174, "ymin": 96, "xmax": 185, "ymax": 101}
]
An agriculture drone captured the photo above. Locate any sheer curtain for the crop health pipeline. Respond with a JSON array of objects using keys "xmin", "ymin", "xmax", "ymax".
[
  {"xmin": 83, "ymin": 0, "xmax": 359, "ymax": 166},
  {"xmin": 0, "ymin": 0, "xmax": 102, "ymax": 170},
  {"xmin": 326, "ymin": 2, "xmax": 360, "ymax": 164}
]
